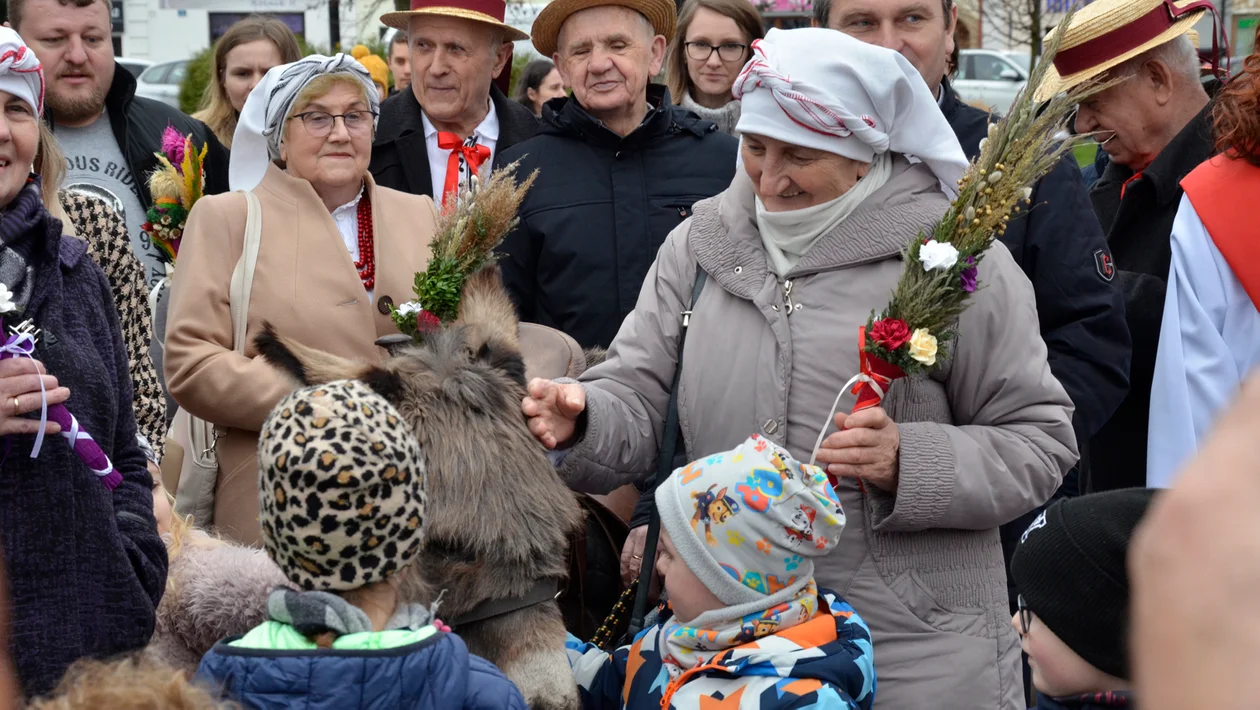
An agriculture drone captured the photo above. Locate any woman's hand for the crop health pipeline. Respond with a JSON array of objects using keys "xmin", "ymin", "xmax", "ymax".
[
  {"xmin": 620, "ymin": 525, "xmax": 662, "ymax": 598},
  {"xmin": 815, "ymin": 407, "xmax": 900, "ymax": 492},
  {"xmin": 521, "ymin": 378, "xmax": 586, "ymax": 449},
  {"xmin": 0, "ymin": 358, "xmax": 68, "ymax": 437}
]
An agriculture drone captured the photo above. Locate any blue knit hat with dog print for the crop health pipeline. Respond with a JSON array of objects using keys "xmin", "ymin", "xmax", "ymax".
[{"xmin": 655, "ymin": 434, "xmax": 846, "ymax": 606}]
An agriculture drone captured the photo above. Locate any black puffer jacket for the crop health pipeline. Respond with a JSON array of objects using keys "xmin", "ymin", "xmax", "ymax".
[
  {"xmin": 497, "ymin": 86, "xmax": 737, "ymax": 349},
  {"xmin": 47, "ymin": 63, "xmax": 230, "ymax": 213}
]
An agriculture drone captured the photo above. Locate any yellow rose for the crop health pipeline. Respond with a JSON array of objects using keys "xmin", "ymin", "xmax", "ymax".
[{"xmin": 908, "ymin": 328, "xmax": 938, "ymax": 366}]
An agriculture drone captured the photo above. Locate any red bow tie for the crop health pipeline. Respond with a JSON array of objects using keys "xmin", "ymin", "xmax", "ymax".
[{"xmin": 438, "ymin": 131, "xmax": 491, "ymax": 207}]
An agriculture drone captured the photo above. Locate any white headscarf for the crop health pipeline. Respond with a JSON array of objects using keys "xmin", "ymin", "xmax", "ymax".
[
  {"xmin": 734, "ymin": 28, "xmax": 967, "ymax": 197},
  {"xmin": 0, "ymin": 28, "xmax": 45, "ymax": 117},
  {"xmin": 230, "ymin": 53, "xmax": 381, "ymax": 192}
]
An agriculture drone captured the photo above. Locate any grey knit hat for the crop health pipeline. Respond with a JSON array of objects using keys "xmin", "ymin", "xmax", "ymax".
[{"xmin": 258, "ymin": 380, "xmax": 426, "ymax": 592}]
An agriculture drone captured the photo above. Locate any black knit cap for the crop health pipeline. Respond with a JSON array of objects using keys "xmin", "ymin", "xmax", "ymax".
[{"xmin": 1009, "ymin": 488, "xmax": 1158, "ymax": 680}]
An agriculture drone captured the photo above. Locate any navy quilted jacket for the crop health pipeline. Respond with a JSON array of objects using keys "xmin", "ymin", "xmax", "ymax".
[{"xmin": 196, "ymin": 629, "xmax": 527, "ymax": 710}]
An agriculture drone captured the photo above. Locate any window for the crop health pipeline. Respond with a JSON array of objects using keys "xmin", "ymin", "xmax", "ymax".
[
  {"xmin": 140, "ymin": 64, "xmax": 171, "ymax": 84},
  {"xmin": 167, "ymin": 61, "xmax": 188, "ymax": 85},
  {"xmin": 970, "ymin": 53, "xmax": 1015, "ymax": 81}
]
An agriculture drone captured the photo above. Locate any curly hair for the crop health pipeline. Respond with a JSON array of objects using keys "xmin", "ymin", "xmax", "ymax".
[
  {"xmin": 25, "ymin": 656, "xmax": 237, "ymax": 710},
  {"xmin": 1212, "ymin": 27, "xmax": 1260, "ymax": 165}
]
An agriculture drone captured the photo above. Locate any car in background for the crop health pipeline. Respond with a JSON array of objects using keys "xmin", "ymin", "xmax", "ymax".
[
  {"xmin": 954, "ymin": 49, "xmax": 1028, "ymax": 114},
  {"xmin": 135, "ymin": 59, "xmax": 188, "ymax": 110},
  {"xmin": 116, "ymin": 57, "xmax": 153, "ymax": 80}
]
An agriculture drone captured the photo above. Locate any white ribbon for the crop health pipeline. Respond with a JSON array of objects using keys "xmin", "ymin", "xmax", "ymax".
[
  {"xmin": 0, "ymin": 330, "xmax": 49, "ymax": 457},
  {"xmin": 808, "ymin": 372, "xmax": 886, "ymax": 467}
]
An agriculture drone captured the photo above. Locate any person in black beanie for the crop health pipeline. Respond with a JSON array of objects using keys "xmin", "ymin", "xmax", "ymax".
[{"xmin": 1010, "ymin": 488, "xmax": 1157, "ymax": 709}]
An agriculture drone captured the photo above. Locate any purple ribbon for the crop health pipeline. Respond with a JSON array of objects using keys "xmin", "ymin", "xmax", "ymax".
[{"xmin": 0, "ymin": 318, "xmax": 121, "ymax": 490}]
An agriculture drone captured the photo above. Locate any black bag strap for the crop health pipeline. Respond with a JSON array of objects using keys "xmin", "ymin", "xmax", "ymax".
[{"xmin": 627, "ymin": 266, "xmax": 708, "ymax": 637}]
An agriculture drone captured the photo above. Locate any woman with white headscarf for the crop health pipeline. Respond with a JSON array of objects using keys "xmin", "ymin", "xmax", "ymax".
[
  {"xmin": 0, "ymin": 29, "xmax": 167, "ymax": 698},
  {"xmin": 164, "ymin": 55, "xmax": 437, "ymax": 546},
  {"xmin": 524, "ymin": 28, "xmax": 1076, "ymax": 708}
]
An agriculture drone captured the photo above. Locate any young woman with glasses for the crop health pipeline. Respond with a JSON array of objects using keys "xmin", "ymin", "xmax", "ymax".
[{"xmin": 665, "ymin": 0, "xmax": 765, "ymax": 136}]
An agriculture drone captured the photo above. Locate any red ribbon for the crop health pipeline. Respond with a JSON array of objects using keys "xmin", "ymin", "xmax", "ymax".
[
  {"xmin": 438, "ymin": 132, "xmax": 490, "ymax": 208},
  {"xmin": 852, "ymin": 325, "xmax": 906, "ymax": 413}
]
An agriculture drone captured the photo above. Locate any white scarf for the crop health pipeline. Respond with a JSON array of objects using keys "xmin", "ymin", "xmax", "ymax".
[{"xmin": 756, "ymin": 152, "xmax": 893, "ymax": 277}]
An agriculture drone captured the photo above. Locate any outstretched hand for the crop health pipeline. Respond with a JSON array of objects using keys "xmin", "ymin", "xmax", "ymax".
[
  {"xmin": 521, "ymin": 378, "xmax": 586, "ymax": 449},
  {"xmin": 814, "ymin": 407, "xmax": 900, "ymax": 492},
  {"xmin": 0, "ymin": 358, "xmax": 67, "ymax": 437}
]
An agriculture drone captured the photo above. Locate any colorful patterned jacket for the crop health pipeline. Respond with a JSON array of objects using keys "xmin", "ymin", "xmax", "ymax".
[{"xmin": 565, "ymin": 590, "xmax": 875, "ymax": 709}]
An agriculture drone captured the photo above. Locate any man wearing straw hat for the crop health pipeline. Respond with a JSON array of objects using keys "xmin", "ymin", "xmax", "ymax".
[
  {"xmin": 1039, "ymin": 0, "xmax": 1216, "ymax": 493},
  {"xmin": 495, "ymin": 0, "xmax": 737, "ymax": 350},
  {"xmin": 370, "ymin": 0, "xmax": 540, "ymax": 209}
]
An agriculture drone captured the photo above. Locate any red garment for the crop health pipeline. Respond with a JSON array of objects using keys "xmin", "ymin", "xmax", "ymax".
[
  {"xmin": 437, "ymin": 131, "xmax": 490, "ymax": 207},
  {"xmin": 1181, "ymin": 155, "xmax": 1260, "ymax": 307}
]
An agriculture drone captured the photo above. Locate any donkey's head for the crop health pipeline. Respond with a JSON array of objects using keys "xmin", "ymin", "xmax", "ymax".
[{"xmin": 255, "ymin": 265, "xmax": 583, "ymax": 616}]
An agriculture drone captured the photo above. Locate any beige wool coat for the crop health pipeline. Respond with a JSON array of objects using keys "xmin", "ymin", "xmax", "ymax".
[
  {"xmin": 164, "ymin": 163, "xmax": 436, "ymax": 545},
  {"xmin": 559, "ymin": 158, "xmax": 1078, "ymax": 709}
]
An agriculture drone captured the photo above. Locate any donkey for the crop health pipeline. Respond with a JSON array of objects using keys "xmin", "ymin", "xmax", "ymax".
[{"xmin": 254, "ymin": 266, "xmax": 585, "ymax": 710}]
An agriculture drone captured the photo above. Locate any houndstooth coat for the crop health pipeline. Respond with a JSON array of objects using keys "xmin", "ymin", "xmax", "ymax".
[{"xmin": 60, "ymin": 191, "xmax": 166, "ymax": 459}]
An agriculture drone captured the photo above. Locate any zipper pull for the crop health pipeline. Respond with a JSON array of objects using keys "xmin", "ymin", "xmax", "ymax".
[{"xmin": 782, "ymin": 279, "xmax": 795, "ymax": 314}]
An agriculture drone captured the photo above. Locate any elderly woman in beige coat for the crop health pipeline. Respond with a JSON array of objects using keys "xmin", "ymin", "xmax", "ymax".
[
  {"xmin": 524, "ymin": 28, "xmax": 1076, "ymax": 709},
  {"xmin": 165, "ymin": 55, "xmax": 436, "ymax": 545}
]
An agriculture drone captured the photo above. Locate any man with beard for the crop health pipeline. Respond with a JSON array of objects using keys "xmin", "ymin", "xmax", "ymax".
[{"xmin": 11, "ymin": 0, "xmax": 229, "ymax": 418}]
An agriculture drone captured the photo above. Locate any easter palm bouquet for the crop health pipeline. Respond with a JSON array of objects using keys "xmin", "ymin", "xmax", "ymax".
[
  {"xmin": 141, "ymin": 126, "xmax": 208, "ymax": 328},
  {"xmin": 389, "ymin": 162, "xmax": 538, "ymax": 339},
  {"xmin": 846, "ymin": 11, "xmax": 1111, "ymax": 411}
]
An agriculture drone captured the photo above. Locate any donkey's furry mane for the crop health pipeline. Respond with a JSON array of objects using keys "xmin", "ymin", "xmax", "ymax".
[{"xmin": 254, "ymin": 266, "xmax": 583, "ymax": 709}]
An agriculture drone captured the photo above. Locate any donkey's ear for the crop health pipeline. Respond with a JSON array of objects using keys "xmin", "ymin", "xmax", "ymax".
[
  {"xmin": 477, "ymin": 341, "xmax": 527, "ymax": 387},
  {"xmin": 360, "ymin": 365, "xmax": 407, "ymax": 405},
  {"xmin": 254, "ymin": 322, "xmax": 370, "ymax": 386}
]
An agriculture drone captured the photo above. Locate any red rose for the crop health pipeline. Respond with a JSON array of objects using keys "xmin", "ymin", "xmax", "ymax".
[
  {"xmin": 416, "ymin": 309, "xmax": 441, "ymax": 333},
  {"xmin": 870, "ymin": 318, "xmax": 911, "ymax": 350}
]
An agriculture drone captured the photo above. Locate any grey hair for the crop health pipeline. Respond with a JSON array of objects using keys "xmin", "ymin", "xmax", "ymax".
[
  {"xmin": 813, "ymin": 0, "xmax": 953, "ymax": 28},
  {"xmin": 1117, "ymin": 33, "xmax": 1200, "ymax": 86}
]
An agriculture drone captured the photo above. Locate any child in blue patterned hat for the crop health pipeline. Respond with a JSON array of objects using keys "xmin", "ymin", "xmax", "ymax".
[{"xmin": 565, "ymin": 434, "xmax": 876, "ymax": 709}]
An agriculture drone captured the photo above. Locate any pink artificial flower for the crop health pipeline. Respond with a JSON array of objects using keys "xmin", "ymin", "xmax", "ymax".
[{"xmin": 161, "ymin": 125, "xmax": 186, "ymax": 168}]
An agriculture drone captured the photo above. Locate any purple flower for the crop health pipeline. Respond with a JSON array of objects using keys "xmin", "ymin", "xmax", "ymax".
[
  {"xmin": 960, "ymin": 256, "xmax": 978, "ymax": 293},
  {"xmin": 161, "ymin": 125, "xmax": 186, "ymax": 167}
]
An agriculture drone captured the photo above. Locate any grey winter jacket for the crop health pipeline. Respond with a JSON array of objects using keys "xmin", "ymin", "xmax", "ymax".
[{"xmin": 558, "ymin": 158, "xmax": 1078, "ymax": 709}]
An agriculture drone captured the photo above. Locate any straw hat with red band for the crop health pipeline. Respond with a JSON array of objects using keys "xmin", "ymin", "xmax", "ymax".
[
  {"xmin": 380, "ymin": 0, "xmax": 529, "ymax": 42},
  {"xmin": 1033, "ymin": 0, "xmax": 1214, "ymax": 102},
  {"xmin": 530, "ymin": 0, "xmax": 676, "ymax": 57}
]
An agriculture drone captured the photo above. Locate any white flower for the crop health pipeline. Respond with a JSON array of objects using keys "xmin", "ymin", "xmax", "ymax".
[
  {"xmin": 0, "ymin": 284, "xmax": 14, "ymax": 314},
  {"xmin": 978, "ymin": 137, "xmax": 988, "ymax": 152},
  {"xmin": 988, "ymin": 122, "xmax": 998, "ymax": 137},
  {"xmin": 919, "ymin": 239, "xmax": 960, "ymax": 272},
  {"xmin": 1020, "ymin": 186, "xmax": 1034, "ymax": 202},
  {"xmin": 987, "ymin": 170, "xmax": 1004, "ymax": 184},
  {"xmin": 964, "ymin": 206, "xmax": 975, "ymax": 221},
  {"xmin": 396, "ymin": 301, "xmax": 424, "ymax": 317}
]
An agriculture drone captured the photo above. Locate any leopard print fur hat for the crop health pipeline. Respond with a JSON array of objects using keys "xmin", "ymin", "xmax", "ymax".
[{"xmin": 258, "ymin": 379, "xmax": 426, "ymax": 591}]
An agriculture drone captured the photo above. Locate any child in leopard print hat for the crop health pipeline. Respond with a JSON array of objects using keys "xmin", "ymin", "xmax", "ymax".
[{"xmin": 196, "ymin": 380, "xmax": 526, "ymax": 710}]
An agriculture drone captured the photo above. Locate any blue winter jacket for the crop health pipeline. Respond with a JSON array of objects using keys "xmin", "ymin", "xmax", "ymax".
[{"xmin": 196, "ymin": 625, "xmax": 527, "ymax": 710}]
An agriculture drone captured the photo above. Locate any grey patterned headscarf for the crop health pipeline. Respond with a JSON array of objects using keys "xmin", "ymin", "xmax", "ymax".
[{"xmin": 229, "ymin": 53, "xmax": 381, "ymax": 192}]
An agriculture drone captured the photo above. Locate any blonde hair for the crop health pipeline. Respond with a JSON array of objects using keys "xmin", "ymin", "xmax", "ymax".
[
  {"xmin": 25, "ymin": 656, "xmax": 238, "ymax": 710},
  {"xmin": 34, "ymin": 121, "xmax": 76, "ymax": 236},
  {"xmin": 158, "ymin": 483, "xmax": 227, "ymax": 596},
  {"xmin": 194, "ymin": 15, "xmax": 302, "ymax": 148}
]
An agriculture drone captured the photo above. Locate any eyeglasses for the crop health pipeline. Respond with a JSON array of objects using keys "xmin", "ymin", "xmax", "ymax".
[
  {"xmin": 684, "ymin": 41, "xmax": 748, "ymax": 63},
  {"xmin": 1017, "ymin": 594, "xmax": 1032, "ymax": 635},
  {"xmin": 288, "ymin": 110, "xmax": 378, "ymax": 137}
]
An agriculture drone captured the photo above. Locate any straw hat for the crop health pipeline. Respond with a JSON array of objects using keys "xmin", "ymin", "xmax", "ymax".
[
  {"xmin": 530, "ymin": 0, "xmax": 676, "ymax": 57},
  {"xmin": 1033, "ymin": 0, "xmax": 1211, "ymax": 101},
  {"xmin": 381, "ymin": 0, "xmax": 529, "ymax": 42}
]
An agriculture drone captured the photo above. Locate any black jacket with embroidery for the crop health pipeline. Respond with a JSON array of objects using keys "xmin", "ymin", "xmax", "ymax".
[
  {"xmin": 941, "ymin": 81, "xmax": 1131, "ymax": 451},
  {"xmin": 1086, "ymin": 102, "xmax": 1214, "ymax": 492},
  {"xmin": 496, "ymin": 85, "xmax": 737, "ymax": 349}
]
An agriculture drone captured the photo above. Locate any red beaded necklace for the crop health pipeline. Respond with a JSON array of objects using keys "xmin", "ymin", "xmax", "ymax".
[{"xmin": 354, "ymin": 192, "xmax": 376, "ymax": 290}]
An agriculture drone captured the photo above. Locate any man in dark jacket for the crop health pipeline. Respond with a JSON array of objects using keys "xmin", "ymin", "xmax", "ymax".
[
  {"xmin": 13, "ymin": 0, "xmax": 229, "ymax": 291},
  {"xmin": 371, "ymin": 2, "xmax": 538, "ymax": 208},
  {"xmin": 497, "ymin": 0, "xmax": 737, "ymax": 349},
  {"xmin": 1062, "ymin": 17, "xmax": 1213, "ymax": 492},
  {"xmin": 812, "ymin": 0, "xmax": 1130, "ymax": 483}
]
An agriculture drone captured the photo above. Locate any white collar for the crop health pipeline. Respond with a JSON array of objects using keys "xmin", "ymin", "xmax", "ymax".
[
  {"xmin": 331, "ymin": 184, "xmax": 366, "ymax": 216},
  {"xmin": 421, "ymin": 98, "xmax": 499, "ymax": 143}
]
